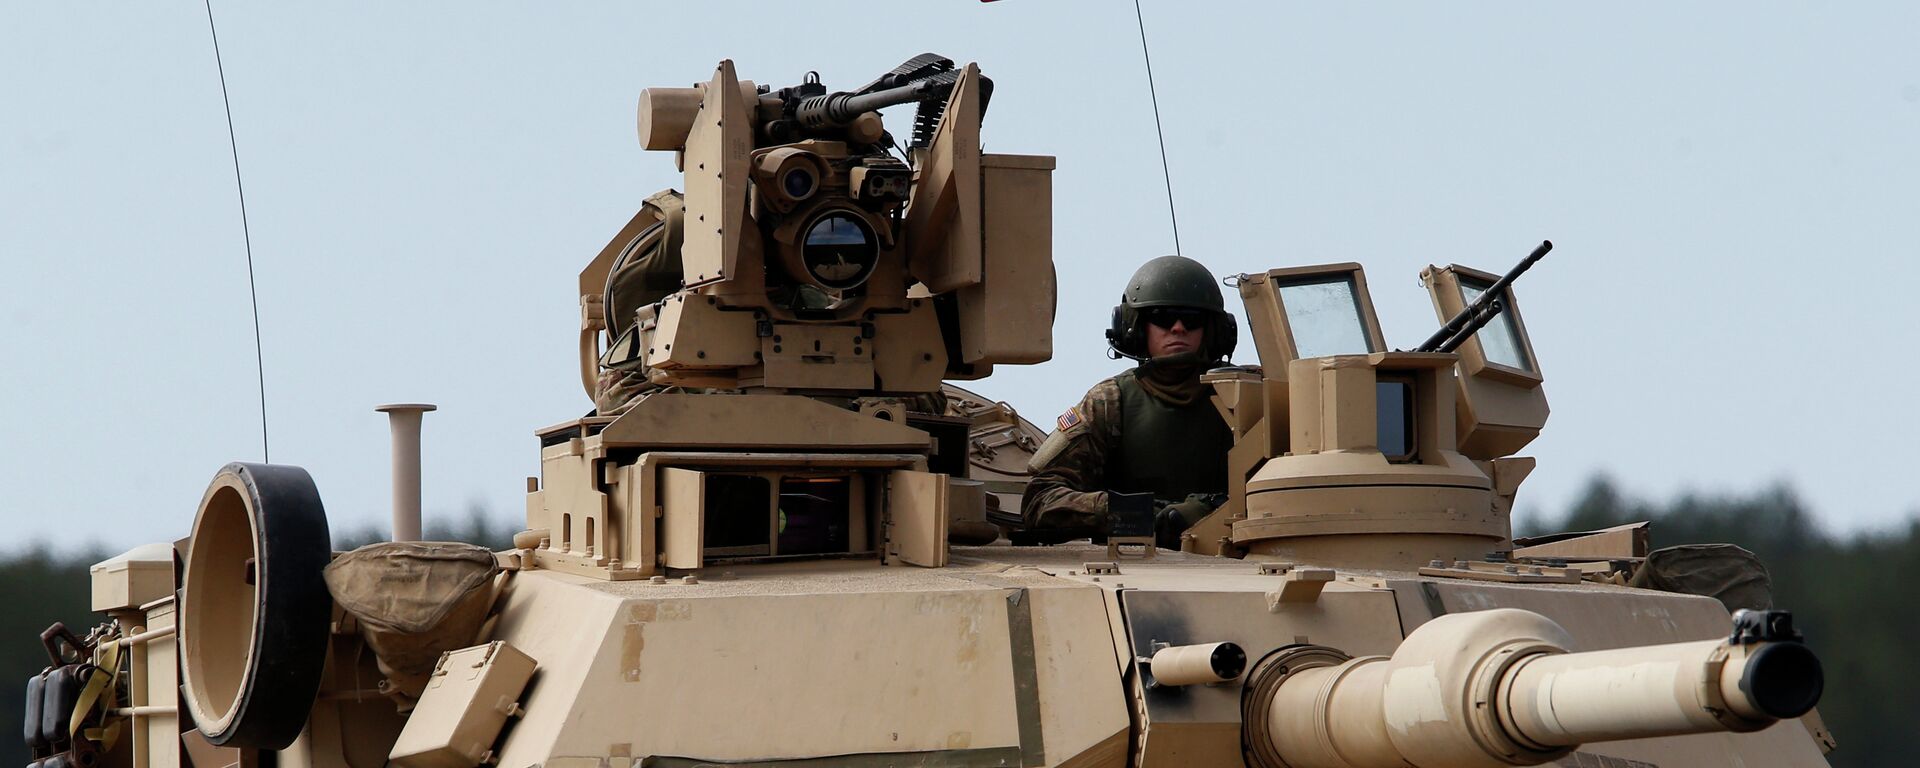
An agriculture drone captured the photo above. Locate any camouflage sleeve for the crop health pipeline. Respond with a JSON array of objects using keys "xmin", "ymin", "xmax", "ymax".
[
  {"xmin": 1021, "ymin": 379, "xmax": 1123, "ymax": 530},
  {"xmin": 595, "ymin": 368, "xmax": 656, "ymax": 416}
]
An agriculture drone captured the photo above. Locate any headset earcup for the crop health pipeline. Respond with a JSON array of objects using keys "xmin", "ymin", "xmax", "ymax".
[
  {"xmin": 1214, "ymin": 312, "xmax": 1239, "ymax": 361},
  {"xmin": 1108, "ymin": 304, "xmax": 1142, "ymax": 358},
  {"xmin": 1124, "ymin": 307, "xmax": 1147, "ymax": 358}
]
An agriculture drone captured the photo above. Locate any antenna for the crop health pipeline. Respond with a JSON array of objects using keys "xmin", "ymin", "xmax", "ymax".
[
  {"xmin": 1132, "ymin": 0, "xmax": 1181, "ymax": 256},
  {"xmin": 202, "ymin": 0, "xmax": 271, "ymax": 463}
]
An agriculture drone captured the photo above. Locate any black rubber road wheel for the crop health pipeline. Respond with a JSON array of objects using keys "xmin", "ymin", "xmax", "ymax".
[{"xmin": 179, "ymin": 462, "xmax": 332, "ymax": 749}]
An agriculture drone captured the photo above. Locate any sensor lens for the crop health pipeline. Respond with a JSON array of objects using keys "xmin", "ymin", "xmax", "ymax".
[
  {"xmin": 801, "ymin": 212, "xmax": 878, "ymax": 290},
  {"xmin": 783, "ymin": 168, "xmax": 815, "ymax": 200}
]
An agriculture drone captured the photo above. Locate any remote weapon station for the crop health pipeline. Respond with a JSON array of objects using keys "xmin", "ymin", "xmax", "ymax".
[{"xmin": 29, "ymin": 57, "xmax": 1834, "ymax": 768}]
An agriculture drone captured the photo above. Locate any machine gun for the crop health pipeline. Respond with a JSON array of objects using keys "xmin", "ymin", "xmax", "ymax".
[
  {"xmin": 610, "ymin": 53, "xmax": 1050, "ymax": 397},
  {"xmin": 763, "ymin": 54, "xmax": 995, "ymax": 146},
  {"xmin": 1413, "ymin": 239, "xmax": 1553, "ymax": 353}
]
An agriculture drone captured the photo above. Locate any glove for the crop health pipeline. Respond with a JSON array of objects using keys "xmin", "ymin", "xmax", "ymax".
[{"xmin": 1153, "ymin": 494, "xmax": 1217, "ymax": 549}]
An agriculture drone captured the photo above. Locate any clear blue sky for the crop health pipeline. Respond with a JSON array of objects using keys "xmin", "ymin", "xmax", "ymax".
[{"xmin": 4, "ymin": 2, "xmax": 1917, "ymax": 552}]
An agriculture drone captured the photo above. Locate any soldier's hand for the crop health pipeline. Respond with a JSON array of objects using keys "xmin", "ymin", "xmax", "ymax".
[{"xmin": 1153, "ymin": 495, "xmax": 1215, "ymax": 549}]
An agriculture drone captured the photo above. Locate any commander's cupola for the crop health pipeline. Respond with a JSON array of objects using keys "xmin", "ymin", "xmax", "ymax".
[{"xmin": 1194, "ymin": 256, "xmax": 1551, "ymax": 569}]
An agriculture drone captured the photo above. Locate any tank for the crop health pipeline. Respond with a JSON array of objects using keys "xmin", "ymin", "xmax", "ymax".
[{"xmin": 25, "ymin": 56, "xmax": 1835, "ymax": 768}]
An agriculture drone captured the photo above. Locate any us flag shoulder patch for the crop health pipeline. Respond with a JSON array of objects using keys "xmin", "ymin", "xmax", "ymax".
[{"xmin": 1057, "ymin": 408, "xmax": 1082, "ymax": 431}]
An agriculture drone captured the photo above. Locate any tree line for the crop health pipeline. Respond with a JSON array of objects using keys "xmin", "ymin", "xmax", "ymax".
[{"xmin": 1519, "ymin": 477, "xmax": 1915, "ymax": 767}]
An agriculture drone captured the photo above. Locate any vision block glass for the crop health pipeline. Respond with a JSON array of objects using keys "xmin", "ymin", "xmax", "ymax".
[
  {"xmin": 1458, "ymin": 278, "xmax": 1533, "ymax": 372},
  {"xmin": 1278, "ymin": 276, "xmax": 1374, "ymax": 358}
]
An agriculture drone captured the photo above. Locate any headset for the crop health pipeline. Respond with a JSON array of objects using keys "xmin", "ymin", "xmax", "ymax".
[{"xmin": 1105, "ymin": 301, "xmax": 1238, "ymax": 363}]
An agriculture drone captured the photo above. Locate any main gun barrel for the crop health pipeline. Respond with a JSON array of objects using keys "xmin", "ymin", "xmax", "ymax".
[
  {"xmin": 1247, "ymin": 608, "xmax": 1822, "ymax": 768},
  {"xmin": 1500, "ymin": 631, "xmax": 1821, "ymax": 749}
]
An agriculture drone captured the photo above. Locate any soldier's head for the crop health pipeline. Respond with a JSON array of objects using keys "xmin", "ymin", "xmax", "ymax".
[{"xmin": 1107, "ymin": 255, "xmax": 1238, "ymax": 362}]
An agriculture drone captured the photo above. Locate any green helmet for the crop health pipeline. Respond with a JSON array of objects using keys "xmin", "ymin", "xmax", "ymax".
[
  {"xmin": 1106, "ymin": 255, "xmax": 1238, "ymax": 361},
  {"xmin": 1122, "ymin": 255, "xmax": 1226, "ymax": 311}
]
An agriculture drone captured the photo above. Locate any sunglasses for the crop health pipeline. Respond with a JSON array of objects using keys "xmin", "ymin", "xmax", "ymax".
[{"xmin": 1141, "ymin": 308, "xmax": 1209, "ymax": 330}]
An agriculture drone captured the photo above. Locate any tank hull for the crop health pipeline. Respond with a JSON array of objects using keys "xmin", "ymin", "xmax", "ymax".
[{"xmin": 438, "ymin": 544, "xmax": 1829, "ymax": 768}]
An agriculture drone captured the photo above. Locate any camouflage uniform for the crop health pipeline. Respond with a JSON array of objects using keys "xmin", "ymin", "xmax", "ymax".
[
  {"xmin": 594, "ymin": 368, "xmax": 657, "ymax": 416},
  {"xmin": 1020, "ymin": 376, "xmax": 1127, "ymax": 529},
  {"xmin": 1021, "ymin": 366, "xmax": 1233, "ymax": 530}
]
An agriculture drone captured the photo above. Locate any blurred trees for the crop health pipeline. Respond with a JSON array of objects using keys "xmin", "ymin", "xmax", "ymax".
[
  {"xmin": 1524, "ymin": 477, "xmax": 1917, "ymax": 767},
  {"xmin": 331, "ymin": 502, "xmax": 519, "ymax": 551},
  {"xmin": 1, "ymin": 546, "xmax": 106, "ymax": 768}
]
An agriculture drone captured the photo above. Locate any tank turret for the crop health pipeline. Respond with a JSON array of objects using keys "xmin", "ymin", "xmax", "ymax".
[{"xmin": 26, "ymin": 57, "xmax": 1837, "ymax": 768}]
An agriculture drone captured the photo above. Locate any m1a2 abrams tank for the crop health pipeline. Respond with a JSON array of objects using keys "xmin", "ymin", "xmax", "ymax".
[{"xmin": 29, "ymin": 56, "xmax": 1834, "ymax": 768}]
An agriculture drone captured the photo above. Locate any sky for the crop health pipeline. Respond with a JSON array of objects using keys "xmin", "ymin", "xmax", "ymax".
[{"xmin": 3, "ymin": 2, "xmax": 1917, "ymax": 554}]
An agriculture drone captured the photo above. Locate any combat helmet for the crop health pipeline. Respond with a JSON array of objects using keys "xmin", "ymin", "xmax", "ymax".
[{"xmin": 1106, "ymin": 255, "xmax": 1238, "ymax": 361}]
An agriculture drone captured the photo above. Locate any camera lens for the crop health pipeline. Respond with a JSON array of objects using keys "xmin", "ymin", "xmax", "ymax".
[
  {"xmin": 783, "ymin": 168, "xmax": 815, "ymax": 200},
  {"xmin": 801, "ymin": 212, "xmax": 878, "ymax": 290}
]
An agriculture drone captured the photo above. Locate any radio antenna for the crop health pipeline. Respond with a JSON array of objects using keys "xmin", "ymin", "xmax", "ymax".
[
  {"xmin": 202, "ymin": 0, "xmax": 271, "ymax": 463},
  {"xmin": 1132, "ymin": 0, "xmax": 1182, "ymax": 256}
]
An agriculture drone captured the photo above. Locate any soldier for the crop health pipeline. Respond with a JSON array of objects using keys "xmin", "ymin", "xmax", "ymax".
[{"xmin": 1022, "ymin": 255, "xmax": 1238, "ymax": 547}]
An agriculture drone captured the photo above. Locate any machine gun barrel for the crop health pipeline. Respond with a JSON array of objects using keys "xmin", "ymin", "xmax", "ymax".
[
  {"xmin": 1414, "ymin": 239, "xmax": 1553, "ymax": 354},
  {"xmin": 793, "ymin": 80, "xmax": 940, "ymax": 129},
  {"xmin": 1250, "ymin": 608, "xmax": 1822, "ymax": 768}
]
